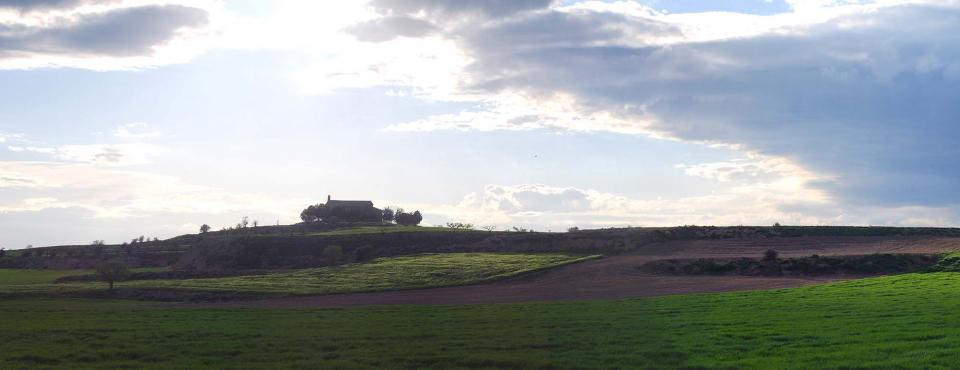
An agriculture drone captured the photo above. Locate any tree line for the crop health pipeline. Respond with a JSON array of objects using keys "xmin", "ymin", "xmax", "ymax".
[{"xmin": 300, "ymin": 204, "xmax": 422, "ymax": 226}]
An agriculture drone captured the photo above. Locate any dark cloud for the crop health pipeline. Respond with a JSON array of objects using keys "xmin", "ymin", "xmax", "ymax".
[
  {"xmin": 471, "ymin": 11, "xmax": 633, "ymax": 50},
  {"xmin": 0, "ymin": 5, "xmax": 208, "ymax": 57},
  {"xmin": 0, "ymin": 0, "xmax": 115, "ymax": 12},
  {"xmin": 369, "ymin": 0, "xmax": 553, "ymax": 18},
  {"xmin": 408, "ymin": 4, "xmax": 960, "ymax": 207},
  {"xmin": 463, "ymin": 10, "xmax": 679, "ymax": 92},
  {"xmin": 347, "ymin": 16, "xmax": 438, "ymax": 42},
  {"xmin": 356, "ymin": 2, "xmax": 960, "ymax": 207}
]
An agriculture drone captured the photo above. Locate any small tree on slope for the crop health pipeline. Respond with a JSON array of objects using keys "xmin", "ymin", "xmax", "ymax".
[{"xmin": 96, "ymin": 261, "xmax": 130, "ymax": 290}]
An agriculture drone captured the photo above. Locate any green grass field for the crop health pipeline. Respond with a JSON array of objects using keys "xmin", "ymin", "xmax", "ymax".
[
  {"xmin": 120, "ymin": 253, "xmax": 595, "ymax": 295},
  {"xmin": 5, "ymin": 272, "xmax": 960, "ymax": 368},
  {"xmin": 0, "ymin": 267, "xmax": 168, "ymax": 295},
  {"xmin": 0, "ymin": 254, "xmax": 595, "ymax": 296},
  {"xmin": 0, "ymin": 268, "xmax": 97, "ymax": 285},
  {"xmin": 0, "ymin": 267, "xmax": 168, "ymax": 285}
]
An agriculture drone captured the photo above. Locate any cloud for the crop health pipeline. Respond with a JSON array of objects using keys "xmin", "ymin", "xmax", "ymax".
[
  {"xmin": 347, "ymin": 16, "xmax": 438, "ymax": 42},
  {"xmin": 0, "ymin": 161, "xmax": 306, "ymax": 219},
  {"xmin": 368, "ymin": 0, "xmax": 554, "ymax": 19},
  {"xmin": 383, "ymin": 92, "xmax": 655, "ymax": 134},
  {"xmin": 9, "ymin": 143, "xmax": 165, "ymax": 166},
  {"xmin": 295, "ymin": 36, "xmax": 470, "ymax": 98},
  {"xmin": 0, "ymin": 132, "xmax": 21, "ymax": 143},
  {"xmin": 0, "ymin": 0, "xmax": 115, "ymax": 12},
  {"xmin": 0, "ymin": 5, "xmax": 207, "ymax": 56},
  {"xmin": 421, "ymin": 181, "xmax": 960, "ymax": 231},
  {"xmin": 349, "ymin": 1, "xmax": 960, "ymax": 209},
  {"xmin": 0, "ymin": 3, "xmax": 211, "ymax": 69},
  {"xmin": 6, "ymin": 146, "xmax": 55, "ymax": 154},
  {"xmin": 0, "ymin": 162, "xmax": 311, "ymax": 247},
  {"xmin": 0, "ymin": 174, "xmax": 40, "ymax": 188},
  {"xmin": 113, "ymin": 122, "xmax": 160, "ymax": 139},
  {"xmin": 466, "ymin": 184, "xmax": 593, "ymax": 214},
  {"xmin": 426, "ymin": 183, "xmax": 810, "ymax": 229},
  {"xmin": 0, "ymin": 197, "xmax": 64, "ymax": 213},
  {"xmin": 676, "ymin": 157, "xmax": 808, "ymax": 183}
]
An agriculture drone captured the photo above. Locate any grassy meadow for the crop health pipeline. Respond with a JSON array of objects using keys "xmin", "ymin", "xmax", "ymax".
[
  {"xmin": 5, "ymin": 272, "xmax": 960, "ymax": 368},
  {"xmin": 0, "ymin": 253, "xmax": 595, "ymax": 296},
  {"xmin": 0, "ymin": 268, "xmax": 98, "ymax": 285},
  {"xmin": 122, "ymin": 253, "xmax": 595, "ymax": 295},
  {"xmin": 0, "ymin": 267, "xmax": 168, "ymax": 295}
]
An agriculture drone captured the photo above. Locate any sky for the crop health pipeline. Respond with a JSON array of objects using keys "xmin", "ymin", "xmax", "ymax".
[{"xmin": 2, "ymin": 0, "xmax": 960, "ymax": 248}]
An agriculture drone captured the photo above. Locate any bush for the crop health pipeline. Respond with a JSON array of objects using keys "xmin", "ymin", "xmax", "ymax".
[
  {"xmin": 382, "ymin": 208, "xmax": 395, "ymax": 222},
  {"xmin": 645, "ymin": 253, "xmax": 937, "ymax": 277},
  {"xmin": 300, "ymin": 204, "xmax": 324, "ymax": 222},
  {"xmin": 353, "ymin": 246, "xmax": 374, "ymax": 262},
  {"xmin": 323, "ymin": 245, "xmax": 344, "ymax": 264},
  {"xmin": 396, "ymin": 210, "xmax": 423, "ymax": 226},
  {"xmin": 927, "ymin": 251, "xmax": 960, "ymax": 272},
  {"xmin": 763, "ymin": 249, "xmax": 779, "ymax": 261},
  {"xmin": 691, "ymin": 259, "xmax": 736, "ymax": 274}
]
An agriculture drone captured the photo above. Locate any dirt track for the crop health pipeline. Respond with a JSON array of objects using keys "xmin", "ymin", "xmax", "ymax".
[{"xmin": 215, "ymin": 236, "xmax": 960, "ymax": 309}]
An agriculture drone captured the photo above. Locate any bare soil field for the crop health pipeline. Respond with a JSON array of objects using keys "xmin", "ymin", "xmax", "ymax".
[{"xmin": 214, "ymin": 236, "xmax": 960, "ymax": 308}]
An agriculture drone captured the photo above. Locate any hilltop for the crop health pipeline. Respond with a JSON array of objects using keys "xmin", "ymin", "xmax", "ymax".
[{"xmin": 6, "ymin": 223, "xmax": 960, "ymax": 272}]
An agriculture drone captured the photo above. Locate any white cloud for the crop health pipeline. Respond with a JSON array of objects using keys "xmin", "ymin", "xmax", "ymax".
[
  {"xmin": 7, "ymin": 146, "xmax": 56, "ymax": 154},
  {"xmin": 675, "ymin": 156, "xmax": 812, "ymax": 183},
  {"xmin": 0, "ymin": 172, "xmax": 44, "ymax": 188},
  {"xmin": 0, "ymin": 161, "xmax": 307, "ymax": 219},
  {"xmin": 0, "ymin": 133, "xmax": 22, "ymax": 143},
  {"xmin": 294, "ymin": 36, "xmax": 471, "ymax": 99},
  {"xmin": 421, "ymin": 183, "xmax": 811, "ymax": 230},
  {"xmin": 383, "ymin": 92, "xmax": 657, "ymax": 134},
  {"xmin": 9, "ymin": 143, "xmax": 165, "ymax": 166},
  {"xmin": 420, "ymin": 181, "xmax": 959, "ymax": 231},
  {"xmin": 0, "ymin": 160, "xmax": 313, "ymax": 246},
  {"xmin": 113, "ymin": 122, "xmax": 160, "ymax": 139},
  {"xmin": 0, "ymin": 197, "xmax": 66, "ymax": 213}
]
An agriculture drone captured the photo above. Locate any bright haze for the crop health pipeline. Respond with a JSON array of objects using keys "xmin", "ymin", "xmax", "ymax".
[{"xmin": 1, "ymin": 0, "xmax": 958, "ymax": 247}]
